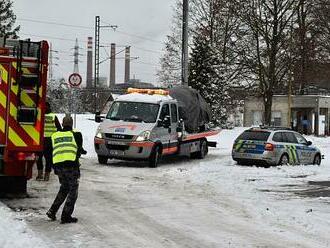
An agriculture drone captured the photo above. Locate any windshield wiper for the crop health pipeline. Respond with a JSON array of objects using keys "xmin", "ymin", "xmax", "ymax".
[
  {"xmin": 124, "ymin": 117, "xmax": 143, "ymax": 122},
  {"xmin": 110, "ymin": 117, "xmax": 121, "ymax": 121}
]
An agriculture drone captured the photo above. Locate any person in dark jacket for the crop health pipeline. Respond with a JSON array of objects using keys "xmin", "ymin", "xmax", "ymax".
[
  {"xmin": 46, "ymin": 116, "xmax": 86, "ymax": 224},
  {"xmin": 36, "ymin": 102, "xmax": 62, "ymax": 181}
]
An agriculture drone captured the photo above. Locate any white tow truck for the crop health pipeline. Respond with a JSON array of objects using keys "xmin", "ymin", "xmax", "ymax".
[{"xmin": 94, "ymin": 88, "xmax": 220, "ymax": 167}]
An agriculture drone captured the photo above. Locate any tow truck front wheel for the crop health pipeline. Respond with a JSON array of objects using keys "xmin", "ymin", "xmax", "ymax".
[
  {"xmin": 98, "ymin": 155, "xmax": 108, "ymax": 165},
  {"xmin": 149, "ymin": 146, "xmax": 160, "ymax": 168}
]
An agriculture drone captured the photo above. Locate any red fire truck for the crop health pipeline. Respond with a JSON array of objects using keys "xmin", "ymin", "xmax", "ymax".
[{"xmin": 0, "ymin": 38, "xmax": 49, "ymax": 194}]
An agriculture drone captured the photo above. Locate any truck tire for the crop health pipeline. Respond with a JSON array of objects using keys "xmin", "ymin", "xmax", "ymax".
[
  {"xmin": 149, "ymin": 146, "xmax": 160, "ymax": 168},
  {"xmin": 196, "ymin": 139, "xmax": 208, "ymax": 159},
  {"xmin": 98, "ymin": 155, "xmax": 108, "ymax": 165}
]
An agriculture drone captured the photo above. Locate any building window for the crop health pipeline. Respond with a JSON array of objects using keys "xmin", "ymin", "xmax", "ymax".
[
  {"xmin": 271, "ymin": 111, "xmax": 282, "ymax": 126},
  {"xmin": 252, "ymin": 111, "xmax": 263, "ymax": 126}
]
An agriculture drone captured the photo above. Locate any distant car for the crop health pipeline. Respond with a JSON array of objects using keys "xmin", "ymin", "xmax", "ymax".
[{"xmin": 232, "ymin": 127, "xmax": 322, "ymax": 167}]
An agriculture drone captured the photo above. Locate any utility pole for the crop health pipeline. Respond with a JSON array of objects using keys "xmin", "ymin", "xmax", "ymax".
[
  {"xmin": 94, "ymin": 16, "xmax": 100, "ymax": 113},
  {"xmin": 94, "ymin": 16, "xmax": 117, "ymax": 113},
  {"xmin": 182, "ymin": 0, "xmax": 189, "ymax": 86}
]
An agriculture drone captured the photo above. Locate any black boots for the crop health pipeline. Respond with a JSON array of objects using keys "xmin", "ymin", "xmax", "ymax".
[
  {"xmin": 44, "ymin": 172, "xmax": 50, "ymax": 181},
  {"xmin": 60, "ymin": 216, "xmax": 78, "ymax": 224},
  {"xmin": 36, "ymin": 170, "xmax": 43, "ymax": 181},
  {"xmin": 47, "ymin": 210, "xmax": 78, "ymax": 224},
  {"xmin": 46, "ymin": 210, "xmax": 56, "ymax": 221}
]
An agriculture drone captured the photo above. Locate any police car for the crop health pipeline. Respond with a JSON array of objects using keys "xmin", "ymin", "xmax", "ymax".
[{"xmin": 232, "ymin": 127, "xmax": 322, "ymax": 166}]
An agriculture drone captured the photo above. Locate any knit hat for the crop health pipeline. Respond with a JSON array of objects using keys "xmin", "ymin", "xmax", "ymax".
[{"xmin": 62, "ymin": 116, "xmax": 73, "ymax": 127}]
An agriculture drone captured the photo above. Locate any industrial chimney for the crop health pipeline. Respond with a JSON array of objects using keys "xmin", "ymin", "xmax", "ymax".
[
  {"xmin": 124, "ymin": 46, "xmax": 130, "ymax": 83},
  {"xmin": 109, "ymin": 43, "xmax": 116, "ymax": 89},
  {"xmin": 86, "ymin": 37, "xmax": 93, "ymax": 88}
]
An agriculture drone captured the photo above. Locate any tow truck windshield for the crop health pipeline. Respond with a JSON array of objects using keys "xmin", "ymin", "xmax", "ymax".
[{"xmin": 106, "ymin": 101, "xmax": 160, "ymax": 123}]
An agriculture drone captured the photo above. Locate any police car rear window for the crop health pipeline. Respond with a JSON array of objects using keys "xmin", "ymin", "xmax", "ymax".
[{"xmin": 237, "ymin": 131, "xmax": 270, "ymax": 141}]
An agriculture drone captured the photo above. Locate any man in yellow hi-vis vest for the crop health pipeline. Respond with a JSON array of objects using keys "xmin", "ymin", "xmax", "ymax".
[
  {"xmin": 36, "ymin": 102, "xmax": 62, "ymax": 181},
  {"xmin": 46, "ymin": 116, "xmax": 86, "ymax": 224}
]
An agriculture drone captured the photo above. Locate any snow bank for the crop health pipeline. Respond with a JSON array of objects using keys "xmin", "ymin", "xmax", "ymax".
[{"xmin": 0, "ymin": 203, "xmax": 46, "ymax": 248}]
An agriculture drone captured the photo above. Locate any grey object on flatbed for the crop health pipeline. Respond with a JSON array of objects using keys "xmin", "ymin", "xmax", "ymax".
[{"xmin": 169, "ymin": 86, "xmax": 211, "ymax": 133}]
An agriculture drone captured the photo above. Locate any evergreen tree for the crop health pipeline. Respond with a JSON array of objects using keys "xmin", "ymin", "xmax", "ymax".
[
  {"xmin": 0, "ymin": 0, "xmax": 20, "ymax": 39},
  {"xmin": 189, "ymin": 34, "xmax": 231, "ymax": 127}
]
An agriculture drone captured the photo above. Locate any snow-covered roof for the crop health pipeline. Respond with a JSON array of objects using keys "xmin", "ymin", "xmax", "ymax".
[{"xmin": 115, "ymin": 92, "xmax": 174, "ymax": 104}]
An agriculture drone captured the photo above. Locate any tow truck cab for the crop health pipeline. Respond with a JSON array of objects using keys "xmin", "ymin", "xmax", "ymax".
[{"xmin": 94, "ymin": 88, "xmax": 219, "ymax": 167}]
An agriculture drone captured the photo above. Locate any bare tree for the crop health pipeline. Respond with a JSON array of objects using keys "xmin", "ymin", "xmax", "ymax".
[
  {"xmin": 312, "ymin": 0, "xmax": 330, "ymax": 62},
  {"xmin": 234, "ymin": 0, "xmax": 301, "ymax": 125}
]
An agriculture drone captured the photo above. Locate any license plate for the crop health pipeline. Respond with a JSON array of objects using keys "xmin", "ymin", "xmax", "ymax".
[
  {"xmin": 107, "ymin": 141, "xmax": 126, "ymax": 146},
  {"xmin": 109, "ymin": 150, "xmax": 125, "ymax": 156}
]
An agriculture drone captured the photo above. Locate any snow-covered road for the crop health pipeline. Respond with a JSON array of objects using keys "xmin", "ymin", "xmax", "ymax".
[{"xmin": 1, "ymin": 116, "xmax": 330, "ymax": 247}]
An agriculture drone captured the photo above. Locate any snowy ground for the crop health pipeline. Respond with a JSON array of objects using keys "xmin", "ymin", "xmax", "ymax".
[{"xmin": 1, "ymin": 114, "xmax": 330, "ymax": 248}]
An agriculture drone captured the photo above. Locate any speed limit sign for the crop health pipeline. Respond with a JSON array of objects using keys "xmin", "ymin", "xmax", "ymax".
[{"xmin": 68, "ymin": 73, "xmax": 82, "ymax": 87}]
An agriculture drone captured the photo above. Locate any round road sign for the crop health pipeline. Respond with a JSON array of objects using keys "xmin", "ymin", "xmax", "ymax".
[{"xmin": 68, "ymin": 73, "xmax": 82, "ymax": 87}]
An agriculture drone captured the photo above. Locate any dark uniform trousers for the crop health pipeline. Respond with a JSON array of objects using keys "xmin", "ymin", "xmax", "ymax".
[
  {"xmin": 37, "ymin": 137, "xmax": 53, "ymax": 172},
  {"xmin": 49, "ymin": 167, "xmax": 80, "ymax": 218}
]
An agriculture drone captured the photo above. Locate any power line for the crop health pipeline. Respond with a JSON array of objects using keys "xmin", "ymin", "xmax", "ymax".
[
  {"xmin": 132, "ymin": 61, "xmax": 160, "ymax": 67},
  {"xmin": 18, "ymin": 18, "xmax": 93, "ymax": 30},
  {"xmin": 132, "ymin": 46, "xmax": 163, "ymax": 54},
  {"xmin": 18, "ymin": 17, "xmax": 165, "ymax": 44},
  {"xmin": 115, "ymin": 30, "xmax": 163, "ymax": 44}
]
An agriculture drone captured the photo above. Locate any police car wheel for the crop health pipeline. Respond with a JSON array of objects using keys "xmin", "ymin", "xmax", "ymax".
[
  {"xmin": 98, "ymin": 155, "xmax": 108, "ymax": 165},
  {"xmin": 279, "ymin": 154, "xmax": 289, "ymax": 165},
  {"xmin": 313, "ymin": 154, "xmax": 321, "ymax": 165}
]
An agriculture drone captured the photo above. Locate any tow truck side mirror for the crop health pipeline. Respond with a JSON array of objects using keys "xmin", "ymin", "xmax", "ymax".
[
  {"xmin": 95, "ymin": 111, "xmax": 105, "ymax": 123},
  {"xmin": 163, "ymin": 116, "xmax": 171, "ymax": 128},
  {"xmin": 176, "ymin": 119, "xmax": 184, "ymax": 132}
]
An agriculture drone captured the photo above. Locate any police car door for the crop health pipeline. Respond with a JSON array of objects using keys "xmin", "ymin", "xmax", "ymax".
[
  {"xmin": 293, "ymin": 132, "xmax": 313, "ymax": 164},
  {"xmin": 282, "ymin": 132, "xmax": 300, "ymax": 164}
]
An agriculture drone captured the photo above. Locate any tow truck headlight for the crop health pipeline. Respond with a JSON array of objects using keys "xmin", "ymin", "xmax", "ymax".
[
  {"xmin": 135, "ymin": 131, "xmax": 151, "ymax": 142},
  {"xmin": 95, "ymin": 131, "xmax": 103, "ymax": 139}
]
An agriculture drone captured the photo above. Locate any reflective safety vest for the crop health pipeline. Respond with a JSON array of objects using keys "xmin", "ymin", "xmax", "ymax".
[
  {"xmin": 51, "ymin": 131, "xmax": 78, "ymax": 165},
  {"xmin": 44, "ymin": 113, "xmax": 57, "ymax": 138}
]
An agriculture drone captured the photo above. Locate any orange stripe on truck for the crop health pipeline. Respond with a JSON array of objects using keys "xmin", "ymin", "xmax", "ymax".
[
  {"xmin": 182, "ymin": 130, "xmax": 221, "ymax": 141},
  {"xmin": 130, "ymin": 141, "xmax": 154, "ymax": 147},
  {"xmin": 162, "ymin": 147, "xmax": 178, "ymax": 155}
]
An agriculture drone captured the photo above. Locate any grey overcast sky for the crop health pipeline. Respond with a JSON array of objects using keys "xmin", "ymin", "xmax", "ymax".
[{"xmin": 13, "ymin": 0, "xmax": 177, "ymax": 86}]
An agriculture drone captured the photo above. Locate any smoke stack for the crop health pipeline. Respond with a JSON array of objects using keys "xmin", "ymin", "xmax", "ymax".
[
  {"xmin": 124, "ymin": 46, "xmax": 130, "ymax": 83},
  {"xmin": 86, "ymin": 37, "xmax": 93, "ymax": 88},
  {"xmin": 109, "ymin": 43, "xmax": 116, "ymax": 88}
]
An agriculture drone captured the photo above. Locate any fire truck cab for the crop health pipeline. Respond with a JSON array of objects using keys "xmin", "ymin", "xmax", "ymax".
[{"xmin": 0, "ymin": 38, "xmax": 49, "ymax": 194}]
